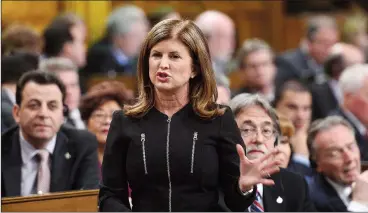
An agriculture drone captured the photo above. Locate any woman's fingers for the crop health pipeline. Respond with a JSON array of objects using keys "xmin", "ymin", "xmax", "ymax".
[
  {"xmin": 260, "ymin": 178, "xmax": 275, "ymax": 186},
  {"xmin": 262, "ymin": 165, "xmax": 280, "ymax": 177}
]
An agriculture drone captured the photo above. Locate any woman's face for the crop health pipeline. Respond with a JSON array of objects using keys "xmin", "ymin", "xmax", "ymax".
[
  {"xmin": 148, "ymin": 38, "xmax": 195, "ymax": 94},
  {"xmin": 276, "ymin": 135, "xmax": 292, "ymax": 168},
  {"xmin": 87, "ymin": 100, "xmax": 122, "ymax": 145}
]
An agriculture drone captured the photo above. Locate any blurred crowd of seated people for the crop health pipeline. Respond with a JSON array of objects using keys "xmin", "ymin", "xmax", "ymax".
[{"xmin": 2, "ymin": 3, "xmax": 368, "ymax": 212}]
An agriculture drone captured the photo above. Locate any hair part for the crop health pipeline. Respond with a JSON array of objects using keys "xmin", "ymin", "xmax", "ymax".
[{"xmin": 124, "ymin": 19, "xmax": 223, "ymax": 119}]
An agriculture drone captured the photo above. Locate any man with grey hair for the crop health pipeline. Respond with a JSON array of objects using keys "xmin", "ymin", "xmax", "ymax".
[
  {"xmin": 195, "ymin": 10, "xmax": 235, "ymax": 86},
  {"xmin": 306, "ymin": 115, "xmax": 368, "ymax": 212},
  {"xmin": 40, "ymin": 57, "xmax": 85, "ymax": 130},
  {"xmin": 233, "ymin": 38, "xmax": 277, "ymax": 102},
  {"xmin": 330, "ymin": 64, "xmax": 368, "ymax": 160},
  {"xmin": 275, "ymin": 15, "xmax": 340, "ymax": 87},
  {"xmin": 228, "ymin": 93, "xmax": 315, "ymax": 211},
  {"xmin": 84, "ymin": 4, "xmax": 149, "ymax": 75}
]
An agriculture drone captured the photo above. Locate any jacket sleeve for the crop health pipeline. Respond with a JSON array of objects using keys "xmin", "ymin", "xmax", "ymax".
[
  {"xmin": 74, "ymin": 131, "xmax": 100, "ymax": 190},
  {"xmin": 217, "ymin": 107, "xmax": 255, "ymax": 211},
  {"xmin": 99, "ymin": 110, "xmax": 131, "ymax": 212}
]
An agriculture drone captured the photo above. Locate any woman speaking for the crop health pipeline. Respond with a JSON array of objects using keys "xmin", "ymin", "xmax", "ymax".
[{"xmin": 99, "ymin": 19, "xmax": 280, "ymax": 212}]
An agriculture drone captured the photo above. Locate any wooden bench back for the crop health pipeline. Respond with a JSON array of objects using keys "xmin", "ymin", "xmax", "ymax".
[{"xmin": 1, "ymin": 189, "xmax": 99, "ymax": 212}]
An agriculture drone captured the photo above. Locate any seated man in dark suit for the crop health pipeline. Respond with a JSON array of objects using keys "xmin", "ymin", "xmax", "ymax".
[
  {"xmin": 275, "ymin": 15, "xmax": 339, "ymax": 88},
  {"xmin": 274, "ymin": 80, "xmax": 313, "ymax": 176},
  {"xmin": 1, "ymin": 71, "xmax": 99, "ymax": 197},
  {"xmin": 83, "ymin": 5, "xmax": 148, "ymax": 76},
  {"xmin": 330, "ymin": 64, "xmax": 368, "ymax": 160},
  {"xmin": 311, "ymin": 42, "xmax": 365, "ymax": 121},
  {"xmin": 1, "ymin": 52, "xmax": 40, "ymax": 133},
  {"xmin": 229, "ymin": 93, "xmax": 315, "ymax": 211},
  {"xmin": 306, "ymin": 116, "xmax": 368, "ymax": 211}
]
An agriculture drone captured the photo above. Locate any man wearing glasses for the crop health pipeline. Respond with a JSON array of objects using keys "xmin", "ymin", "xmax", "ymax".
[
  {"xmin": 306, "ymin": 116, "xmax": 368, "ymax": 212},
  {"xmin": 229, "ymin": 93, "xmax": 315, "ymax": 211}
]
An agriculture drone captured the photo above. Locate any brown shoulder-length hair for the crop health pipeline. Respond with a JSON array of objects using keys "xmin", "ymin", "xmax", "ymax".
[{"xmin": 124, "ymin": 19, "xmax": 224, "ymax": 119}]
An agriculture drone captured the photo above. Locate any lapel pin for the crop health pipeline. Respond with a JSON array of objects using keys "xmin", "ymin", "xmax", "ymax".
[
  {"xmin": 65, "ymin": 152, "xmax": 71, "ymax": 160},
  {"xmin": 276, "ymin": 196, "xmax": 283, "ymax": 204}
]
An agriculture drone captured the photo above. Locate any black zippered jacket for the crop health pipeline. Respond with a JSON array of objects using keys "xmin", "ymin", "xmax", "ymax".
[{"xmin": 99, "ymin": 104, "xmax": 255, "ymax": 211}]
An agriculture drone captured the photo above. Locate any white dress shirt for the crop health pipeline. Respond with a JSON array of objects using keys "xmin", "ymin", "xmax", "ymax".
[
  {"xmin": 19, "ymin": 130, "xmax": 56, "ymax": 196},
  {"xmin": 326, "ymin": 177, "xmax": 368, "ymax": 212},
  {"xmin": 69, "ymin": 109, "xmax": 86, "ymax": 130},
  {"xmin": 248, "ymin": 184, "xmax": 264, "ymax": 211}
]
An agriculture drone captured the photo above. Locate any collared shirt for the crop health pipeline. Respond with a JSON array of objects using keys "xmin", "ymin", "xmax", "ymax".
[
  {"xmin": 344, "ymin": 110, "xmax": 367, "ymax": 136},
  {"xmin": 328, "ymin": 79, "xmax": 343, "ymax": 104},
  {"xmin": 3, "ymin": 87, "xmax": 16, "ymax": 105},
  {"xmin": 69, "ymin": 109, "xmax": 86, "ymax": 130},
  {"xmin": 19, "ymin": 130, "xmax": 56, "ymax": 196},
  {"xmin": 326, "ymin": 177, "xmax": 352, "ymax": 206},
  {"xmin": 292, "ymin": 153, "xmax": 311, "ymax": 167},
  {"xmin": 325, "ymin": 177, "xmax": 368, "ymax": 211},
  {"xmin": 248, "ymin": 184, "xmax": 264, "ymax": 211}
]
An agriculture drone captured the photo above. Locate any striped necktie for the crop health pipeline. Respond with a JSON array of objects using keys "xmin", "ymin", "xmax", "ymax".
[{"xmin": 250, "ymin": 190, "xmax": 264, "ymax": 212}]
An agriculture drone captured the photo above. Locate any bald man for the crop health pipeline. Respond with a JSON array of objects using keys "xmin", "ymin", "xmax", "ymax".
[
  {"xmin": 311, "ymin": 42, "xmax": 365, "ymax": 120},
  {"xmin": 195, "ymin": 10, "xmax": 235, "ymax": 86}
]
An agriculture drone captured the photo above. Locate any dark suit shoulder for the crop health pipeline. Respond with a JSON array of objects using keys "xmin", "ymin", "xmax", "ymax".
[
  {"xmin": 279, "ymin": 168, "xmax": 306, "ymax": 184},
  {"xmin": 2, "ymin": 126, "xmax": 19, "ymax": 147},
  {"xmin": 58, "ymin": 125, "xmax": 98, "ymax": 150},
  {"xmin": 277, "ymin": 48, "xmax": 304, "ymax": 62}
]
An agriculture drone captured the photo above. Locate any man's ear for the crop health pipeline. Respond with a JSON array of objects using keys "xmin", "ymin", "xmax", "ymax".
[{"xmin": 12, "ymin": 104, "xmax": 21, "ymax": 124}]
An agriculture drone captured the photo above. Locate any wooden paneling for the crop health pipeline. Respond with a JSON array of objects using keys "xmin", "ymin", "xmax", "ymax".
[
  {"xmin": 2, "ymin": 1, "xmax": 60, "ymax": 33},
  {"xmin": 1, "ymin": 1, "xmax": 357, "ymax": 52},
  {"xmin": 1, "ymin": 189, "xmax": 99, "ymax": 212}
]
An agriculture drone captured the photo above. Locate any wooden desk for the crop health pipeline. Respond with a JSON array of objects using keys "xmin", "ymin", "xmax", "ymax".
[{"xmin": 1, "ymin": 189, "xmax": 99, "ymax": 212}]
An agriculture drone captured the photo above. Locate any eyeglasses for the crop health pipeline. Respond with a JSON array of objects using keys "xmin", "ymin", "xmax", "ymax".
[
  {"xmin": 91, "ymin": 112, "xmax": 113, "ymax": 123},
  {"xmin": 239, "ymin": 126, "xmax": 277, "ymax": 140}
]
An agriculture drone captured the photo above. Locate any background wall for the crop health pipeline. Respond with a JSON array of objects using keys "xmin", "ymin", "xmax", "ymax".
[{"xmin": 2, "ymin": 1, "xmax": 358, "ymax": 53}]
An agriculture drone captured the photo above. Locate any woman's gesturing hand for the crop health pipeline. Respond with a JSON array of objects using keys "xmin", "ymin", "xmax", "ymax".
[{"xmin": 236, "ymin": 144, "xmax": 281, "ymax": 192}]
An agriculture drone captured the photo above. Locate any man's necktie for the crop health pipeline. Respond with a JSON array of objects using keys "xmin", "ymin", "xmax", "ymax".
[
  {"xmin": 250, "ymin": 190, "xmax": 264, "ymax": 212},
  {"xmin": 36, "ymin": 149, "xmax": 50, "ymax": 195}
]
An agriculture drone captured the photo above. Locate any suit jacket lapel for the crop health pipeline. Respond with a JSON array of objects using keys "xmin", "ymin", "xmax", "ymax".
[
  {"xmin": 318, "ymin": 174, "xmax": 347, "ymax": 212},
  {"xmin": 50, "ymin": 131, "xmax": 74, "ymax": 192},
  {"xmin": 2, "ymin": 130, "xmax": 22, "ymax": 197},
  {"xmin": 263, "ymin": 172, "xmax": 286, "ymax": 212}
]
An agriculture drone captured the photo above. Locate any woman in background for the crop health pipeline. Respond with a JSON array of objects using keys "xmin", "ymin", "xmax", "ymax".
[{"xmin": 79, "ymin": 81, "xmax": 133, "ymax": 168}]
